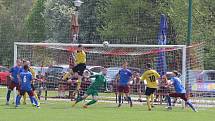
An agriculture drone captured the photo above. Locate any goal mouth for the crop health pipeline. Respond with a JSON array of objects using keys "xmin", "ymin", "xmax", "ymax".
[
  {"xmin": 14, "ymin": 42, "xmax": 209, "ymax": 108},
  {"xmin": 14, "ymin": 42, "xmax": 187, "ymax": 83},
  {"xmin": 13, "ymin": 42, "xmax": 191, "ymax": 107}
]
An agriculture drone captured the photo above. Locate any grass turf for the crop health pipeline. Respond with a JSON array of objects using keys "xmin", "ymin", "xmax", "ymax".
[
  {"xmin": 0, "ymin": 99, "xmax": 215, "ymax": 121},
  {"xmin": 1, "ymin": 86, "xmax": 215, "ymax": 121}
]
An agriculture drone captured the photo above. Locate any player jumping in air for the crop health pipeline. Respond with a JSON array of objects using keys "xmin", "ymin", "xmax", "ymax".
[
  {"xmin": 6, "ymin": 59, "xmax": 22, "ymax": 105},
  {"xmin": 15, "ymin": 65, "xmax": 39, "ymax": 108},
  {"xmin": 140, "ymin": 63, "xmax": 160, "ymax": 111},
  {"xmin": 72, "ymin": 68, "xmax": 108, "ymax": 108},
  {"xmin": 166, "ymin": 71, "xmax": 197, "ymax": 112},
  {"xmin": 116, "ymin": 62, "xmax": 133, "ymax": 107},
  {"xmin": 63, "ymin": 44, "xmax": 86, "ymax": 96}
]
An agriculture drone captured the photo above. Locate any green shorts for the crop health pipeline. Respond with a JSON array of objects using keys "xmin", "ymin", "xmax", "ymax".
[{"xmin": 86, "ymin": 87, "xmax": 98, "ymax": 96}]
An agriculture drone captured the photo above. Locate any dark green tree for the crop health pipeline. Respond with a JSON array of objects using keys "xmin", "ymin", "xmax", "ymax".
[
  {"xmin": 43, "ymin": 0, "xmax": 74, "ymax": 43},
  {"xmin": 25, "ymin": 0, "xmax": 46, "ymax": 42},
  {"xmin": 0, "ymin": 0, "xmax": 33, "ymax": 66}
]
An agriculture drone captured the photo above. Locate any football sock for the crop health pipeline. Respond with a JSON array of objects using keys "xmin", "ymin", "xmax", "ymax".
[
  {"xmin": 186, "ymin": 101, "xmax": 196, "ymax": 112},
  {"xmin": 118, "ymin": 95, "xmax": 122, "ymax": 104},
  {"xmin": 77, "ymin": 79, "xmax": 81, "ymax": 90},
  {"xmin": 127, "ymin": 96, "xmax": 132, "ymax": 103},
  {"xmin": 30, "ymin": 96, "xmax": 38, "ymax": 106},
  {"xmin": 6, "ymin": 90, "xmax": 11, "ymax": 102},
  {"xmin": 34, "ymin": 92, "xmax": 39, "ymax": 101},
  {"xmin": 150, "ymin": 94, "xmax": 154, "ymax": 106},
  {"xmin": 15, "ymin": 95, "xmax": 21, "ymax": 106},
  {"xmin": 146, "ymin": 96, "xmax": 151, "ymax": 110},
  {"xmin": 29, "ymin": 96, "xmax": 34, "ymax": 104},
  {"xmin": 76, "ymin": 96, "xmax": 83, "ymax": 104},
  {"xmin": 166, "ymin": 96, "xmax": 172, "ymax": 106},
  {"xmin": 86, "ymin": 100, "xmax": 97, "ymax": 106},
  {"xmin": 23, "ymin": 93, "xmax": 27, "ymax": 104}
]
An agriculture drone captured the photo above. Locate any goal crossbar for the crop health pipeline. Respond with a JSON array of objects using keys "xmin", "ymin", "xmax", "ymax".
[{"xmin": 14, "ymin": 42, "xmax": 186, "ymax": 48}]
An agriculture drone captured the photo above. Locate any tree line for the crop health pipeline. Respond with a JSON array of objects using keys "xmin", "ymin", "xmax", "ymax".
[{"xmin": 0, "ymin": 0, "xmax": 214, "ymax": 69}]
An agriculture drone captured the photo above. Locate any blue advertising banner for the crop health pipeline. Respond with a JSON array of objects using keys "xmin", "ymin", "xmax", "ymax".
[{"xmin": 157, "ymin": 14, "xmax": 168, "ymax": 76}]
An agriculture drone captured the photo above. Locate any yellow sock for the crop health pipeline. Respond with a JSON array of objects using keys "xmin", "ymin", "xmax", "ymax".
[
  {"xmin": 23, "ymin": 93, "xmax": 27, "ymax": 104},
  {"xmin": 150, "ymin": 94, "xmax": 154, "ymax": 106},
  {"xmin": 34, "ymin": 91, "xmax": 39, "ymax": 101},
  {"xmin": 146, "ymin": 96, "xmax": 151, "ymax": 110},
  {"xmin": 76, "ymin": 79, "xmax": 81, "ymax": 90}
]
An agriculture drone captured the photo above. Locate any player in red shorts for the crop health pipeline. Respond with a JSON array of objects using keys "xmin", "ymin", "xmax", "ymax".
[
  {"xmin": 166, "ymin": 71, "xmax": 197, "ymax": 112},
  {"xmin": 15, "ymin": 65, "xmax": 39, "ymax": 108},
  {"xmin": 6, "ymin": 59, "xmax": 22, "ymax": 105},
  {"xmin": 115, "ymin": 62, "xmax": 133, "ymax": 107}
]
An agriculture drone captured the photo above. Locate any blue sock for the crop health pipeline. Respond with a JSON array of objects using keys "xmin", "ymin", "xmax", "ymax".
[
  {"xmin": 29, "ymin": 96, "xmax": 34, "ymax": 104},
  {"xmin": 186, "ymin": 101, "xmax": 196, "ymax": 111},
  {"xmin": 127, "ymin": 96, "xmax": 132, "ymax": 103},
  {"xmin": 6, "ymin": 90, "xmax": 11, "ymax": 102},
  {"xmin": 16, "ymin": 95, "xmax": 21, "ymax": 106},
  {"xmin": 30, "ymin": 96, "xmax": 38, "ymax": 106},
  {"xmin": 166, "ymin": 96, "xmax": 171, "ymax": 106}
]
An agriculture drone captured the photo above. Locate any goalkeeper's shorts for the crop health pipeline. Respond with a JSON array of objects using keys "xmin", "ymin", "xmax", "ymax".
[{"xmin": 86, "ymin": 87, "xmax": 98, "ymax": 96}]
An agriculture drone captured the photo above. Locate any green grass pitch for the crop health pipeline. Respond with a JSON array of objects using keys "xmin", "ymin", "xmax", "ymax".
[{"xmin": 0, "ymin": 99, "xmax": 215, "ymax": 121}]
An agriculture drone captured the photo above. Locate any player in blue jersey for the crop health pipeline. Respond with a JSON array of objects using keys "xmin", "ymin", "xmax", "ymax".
[
  {"xmin": 116, "ymin": 62, "xmax": 133, "ymax": 107},
  {"xmin": 15, "ymin": 65, "xmax": 39, "ymax": 108},
  {"xmin": 6, "ymin": 59, "xmax": 22, "ymax": 105},
  {"xmin": 166, "ymin": 71, "xmax": 197, "ymax": 112}
]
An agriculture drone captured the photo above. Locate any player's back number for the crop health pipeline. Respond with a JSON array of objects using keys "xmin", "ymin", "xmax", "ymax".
[{"xmin": 149, "ymin": 75, "xmax": 156, "ymax": 82}]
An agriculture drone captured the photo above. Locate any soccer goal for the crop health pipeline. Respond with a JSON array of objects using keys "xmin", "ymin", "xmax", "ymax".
[{"xmin": 13, "ymin": 42, "xmax": 210, "ymax": 108}]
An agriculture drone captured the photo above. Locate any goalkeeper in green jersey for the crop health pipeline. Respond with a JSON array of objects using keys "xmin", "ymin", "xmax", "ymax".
[{"xmin": 72, "ymin": 68, "xmax": 108, "ymax": 108}]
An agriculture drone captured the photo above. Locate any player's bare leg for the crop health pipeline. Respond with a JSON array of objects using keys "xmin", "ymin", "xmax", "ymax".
[
  {"xmin": 70, "ymin": 72, "xmax": 82, "ymax": 99},
  {"xmin": 23, "ymin": 92, "xmax": 27, "ymax": 104},
  {"xmin": 150, "ymin": 94, "xmax": 155, "ymax": 108},
  {"xmin": 146, "ymin": 95, "xmax": 152, "ymax": 111}
]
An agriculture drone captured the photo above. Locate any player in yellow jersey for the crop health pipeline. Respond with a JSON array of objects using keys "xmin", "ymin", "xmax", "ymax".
[
  {"xmin": 62, "ymin": 44, "xmax": 86, "ymax": 99},
  {"xmin": 140, "ymin": 63, "xmax": 160, "ymax": 111}
]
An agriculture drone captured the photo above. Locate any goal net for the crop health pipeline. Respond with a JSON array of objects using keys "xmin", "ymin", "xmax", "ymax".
[{"xmin": 13, "ymin": 42, "xmax": 211, "ymax": 108}]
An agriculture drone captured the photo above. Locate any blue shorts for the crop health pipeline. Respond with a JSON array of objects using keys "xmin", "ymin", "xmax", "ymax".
[{"xmin": 145, "ymin": 87, "xmax": 157, "ymax": 96}]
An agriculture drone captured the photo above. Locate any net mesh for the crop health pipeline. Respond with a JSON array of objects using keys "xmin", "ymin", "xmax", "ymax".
[
  {"xmin": 187, "ymin": 43, "xmax": 215, "ymax": 108},
  {"xmin": 14, "ymin": 43, "xmax": 214, "ymax": 108}
]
